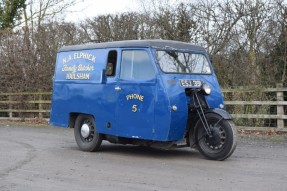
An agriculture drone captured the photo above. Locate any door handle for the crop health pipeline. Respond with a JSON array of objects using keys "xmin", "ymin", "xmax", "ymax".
[{"xmin": 115, "ymin": 86, "xmax": 121, "ymax": 91}]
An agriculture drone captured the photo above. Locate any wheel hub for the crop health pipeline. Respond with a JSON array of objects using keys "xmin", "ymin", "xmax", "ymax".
[
  {"xmin": 81, "ymin": 123, "xmax": 90, "ymax": 138},
  {"xmin": 206, "ymin": 128, "xmax": 221, "ymax": 146}
]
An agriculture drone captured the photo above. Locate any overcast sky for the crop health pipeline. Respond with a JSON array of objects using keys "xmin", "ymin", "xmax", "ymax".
[{"xmin": 65, "ymin": 0, "xmax": 140, "ymax": 22}]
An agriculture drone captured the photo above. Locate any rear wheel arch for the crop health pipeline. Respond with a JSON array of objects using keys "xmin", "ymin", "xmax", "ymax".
[{"xmin": 69, "ymin": 113, "xmax": 96, "ymax": 128}]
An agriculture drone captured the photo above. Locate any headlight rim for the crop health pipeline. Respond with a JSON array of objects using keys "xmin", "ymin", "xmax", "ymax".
[{"xmin": 202, "ymin": 83, "xmax": 212, "ymax": 95}]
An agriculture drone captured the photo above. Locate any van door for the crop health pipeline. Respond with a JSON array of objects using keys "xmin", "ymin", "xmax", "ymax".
[{"xmin": 116, "ymin": 49, "xmax": 156, "ymax": 140}]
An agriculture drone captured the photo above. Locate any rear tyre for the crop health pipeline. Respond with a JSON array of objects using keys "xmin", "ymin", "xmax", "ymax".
[
  {"xmin": 74, "ymin": 114, "xmax": 102, "ymax": 152},
  {"xmin": 194, "ymin": 113, "xmax": 237, "ymax": 161}
]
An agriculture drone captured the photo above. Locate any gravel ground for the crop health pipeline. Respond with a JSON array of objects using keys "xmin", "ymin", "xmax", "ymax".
[{"xmin": 0, "ymin": 123, "xmax": 286, "ymax": 191}]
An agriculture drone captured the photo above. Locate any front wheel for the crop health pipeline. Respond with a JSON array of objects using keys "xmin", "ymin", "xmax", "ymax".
[
  {"xmin": 193, "ymin": 113, "xmax": 237, "ymax": 161},
  {"xmin": 74, "ymin": 114, "xmax": 102, "ymax": 152}
]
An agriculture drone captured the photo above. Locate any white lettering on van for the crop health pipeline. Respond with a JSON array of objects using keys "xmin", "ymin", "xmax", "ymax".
[
  {"xmin": 61, "ymin": 52, "xmax": 96, "ymax": 80},
  {"xmin": 62, "ymin": 55, "xmax": 73, "ymax": 64},
  {"xmin": 62, "ymin": 52, "xmax": 96, "ymax": 64},
  {"xmin": 62, "ymin": 64, "xmax": 77, "ymax": 73},
  {"xmin": 77, "ymin": 64, "xmax": 94, "ymax": 71},
  {"xmin": 126, "ymin": 94, "xmax": 144, "ymax": 102},
  {"xmin": 73, "ymin": 52, "xmax": 96, "ymax": 63},
  {"xmin": 66, "ymin": 73, "xmax": 90, "ymax": 80}
]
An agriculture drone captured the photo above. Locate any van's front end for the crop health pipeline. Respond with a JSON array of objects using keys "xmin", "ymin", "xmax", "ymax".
[{"xmin": 152, "ymin": 43, "xmax": 236, "ymax": 160}]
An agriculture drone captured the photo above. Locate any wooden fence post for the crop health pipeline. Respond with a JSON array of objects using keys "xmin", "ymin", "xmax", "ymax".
[
  {"xmin": 39, "ymin": 93, "xmax": 43, "ymax": 119},
  {"xmin": 8, "ymin": 95, "xmax": 13, "ymax": 119},
  {"xmin": 276, "ymin": 83, "xmax": 284, "ymax": 129}
]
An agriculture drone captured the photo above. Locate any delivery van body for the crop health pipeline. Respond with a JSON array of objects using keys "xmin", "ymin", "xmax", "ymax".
[{"xmin": 50, "ymin": 40, "xmax": 237, "ymax": 160}]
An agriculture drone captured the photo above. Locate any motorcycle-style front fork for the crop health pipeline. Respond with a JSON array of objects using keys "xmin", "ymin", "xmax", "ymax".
[{"xmin": 189, "ymin": 90, "xmax": 223, "ymax": 143}]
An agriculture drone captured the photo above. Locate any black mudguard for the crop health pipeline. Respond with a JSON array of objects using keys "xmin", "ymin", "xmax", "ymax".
[
  {"xmin": 205, "ymin": 108, "xmax": 233, "ymax": 120},
  {"xmin": 187, "ymin": 108, "xmax": 232, "ymax": 146}
]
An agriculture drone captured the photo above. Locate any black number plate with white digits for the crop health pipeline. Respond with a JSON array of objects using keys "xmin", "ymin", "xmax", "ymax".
[{"xmin": 180, "ymin": 79, "xmax": 202, "ymax": 88}]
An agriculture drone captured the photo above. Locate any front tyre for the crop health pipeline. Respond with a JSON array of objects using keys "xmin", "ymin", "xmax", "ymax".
[
  {"xmin": 74, "ymin": 114, "xmax": 102, "ymax": 152},
  {"xmin": 194, "ymin": 113, "xmax": 237, "ymax": 161}
]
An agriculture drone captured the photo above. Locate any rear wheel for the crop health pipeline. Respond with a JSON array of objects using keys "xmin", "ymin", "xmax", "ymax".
[
  {"xmin": 194, "ymin": 113, "xmax": 237, "ymax": 161},
  {"xmin": 74, "ymin": 114, "xmax": 102, "ymax": 152}
]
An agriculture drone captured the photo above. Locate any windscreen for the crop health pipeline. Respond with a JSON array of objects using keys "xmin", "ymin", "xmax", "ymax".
[{"xmin": 156, "ymin": 50, "xmax": 212, "ymax": 74}]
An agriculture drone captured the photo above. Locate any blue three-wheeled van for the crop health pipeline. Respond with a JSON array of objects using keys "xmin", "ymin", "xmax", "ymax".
[{"xmin": 50, "ymin": 40, "xmax": 237, "ymax": 160}]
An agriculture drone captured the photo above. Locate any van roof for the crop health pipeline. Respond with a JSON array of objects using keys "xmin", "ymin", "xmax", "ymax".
[{"xmin": 58, "ymin": 39, "xmax": 205, "ymax": 52}]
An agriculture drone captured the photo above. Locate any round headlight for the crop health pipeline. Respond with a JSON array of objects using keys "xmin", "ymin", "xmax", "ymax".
[{"xmin": 202, "ymin": 83, "xmax": 212, "ymax": 95}]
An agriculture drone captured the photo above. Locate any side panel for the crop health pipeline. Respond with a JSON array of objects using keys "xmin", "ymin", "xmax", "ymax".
[
  {"xmin": 50, "ymin": 48, "xmax": 118, "ymax": 135},
  {"xmin": 153, "ymin": 75, "xmax": 172, "ymax": 141},
  {"xmin": 159, "ymin": 74, "xmax": 189, "ymax": 141}
]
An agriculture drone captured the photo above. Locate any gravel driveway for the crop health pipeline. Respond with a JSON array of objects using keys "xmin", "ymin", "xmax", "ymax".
[{"xmin": 0, "ymin": 124, "xmax": 286, "ymax": 191}]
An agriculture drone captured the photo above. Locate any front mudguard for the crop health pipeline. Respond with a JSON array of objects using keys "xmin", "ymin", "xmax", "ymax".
[
  {"xmin": 205, "ymin": 108, "xmax": 233, "ymax": 120},
  {"xmin": 187, "ymin": 108, "xmax": 233, "ymax": 146}
]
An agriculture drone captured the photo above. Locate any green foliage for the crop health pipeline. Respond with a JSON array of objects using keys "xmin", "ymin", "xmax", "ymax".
[{"xmin": 0, "ymin": 0, "xmax": 26, "ymax": 29}]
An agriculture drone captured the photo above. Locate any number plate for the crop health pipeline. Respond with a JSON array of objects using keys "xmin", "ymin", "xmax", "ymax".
[{"xmin": 180, "ymin": 79, "xmax": 202, "ymax": 88}]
